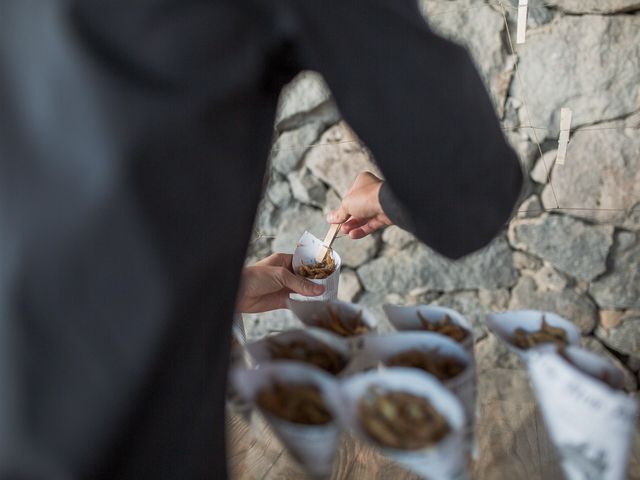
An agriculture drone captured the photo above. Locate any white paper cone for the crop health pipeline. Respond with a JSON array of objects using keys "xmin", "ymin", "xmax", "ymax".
[
  {"xmin": 486, "ymin": 310, "xmax": 580, "ymax": 360},
  {"xmin": 230, "ymin": 362, "xmax": 341, "ymax": 478},
  {"xmin": 383, "ymin": 304, "xmax": 474, "ymax": 354},
  {"xmin": 338, "ymin": 368, "xmax": 468, "ymax": 480},
  {"xmin": 288, "ymin": 299, "xmax": 378, "ymax": 352},
  {"xmin": 526, "ymin": 346, "xmax": 638, "ymax": 480},
  {"xmin": 344, "ymin": 332, "xmax": 476, "ymax": 454},
  {"xmin": 246, "ymin": 328, "xmax": 351, "ymax": 377},
  {"xmin": 291, "ymin": 231, "xmax": 342, "ymax": 301}
]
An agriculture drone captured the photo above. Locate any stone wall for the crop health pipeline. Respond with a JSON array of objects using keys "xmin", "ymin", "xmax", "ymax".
[{"xmin": 243, "ymin": 0, "xmax": 640, "ymax": 393}]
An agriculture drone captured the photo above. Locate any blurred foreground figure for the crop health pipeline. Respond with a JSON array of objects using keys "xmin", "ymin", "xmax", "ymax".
[{"xmin": 0, "ymin": 0, "xmax": 522, "ymax": 478}]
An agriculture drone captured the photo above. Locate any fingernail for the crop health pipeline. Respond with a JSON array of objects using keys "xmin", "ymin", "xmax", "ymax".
[
  {"xmin": 312, "ymin": 284, "xmax": 325, "ymax": 295},
  {"xmin": 326, "ymin": 213, "xmax": 334, "ymax": 222}
]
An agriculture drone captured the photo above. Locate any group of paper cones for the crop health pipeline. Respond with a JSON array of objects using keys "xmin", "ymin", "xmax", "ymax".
[{"xmin": 229, "ymin": 232, "xmax": 637, "ymax": 480}]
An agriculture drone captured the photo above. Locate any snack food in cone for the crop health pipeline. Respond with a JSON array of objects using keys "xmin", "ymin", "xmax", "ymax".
[
  {"xmin": 313, "ymin": 306, "xmax": 369, "ymax": 337},
  {"xmin": 288, "ymin": 299, "xmax": 377, "ymax": 352},
  {"xmin": 298, "ymin": 253, "xmax": 336, "ymax": 279},
  {"xmin": 344, "ymin": 331, "xmax": 476, "ymax": 458},
  {"xmin": 385, "ymin": 349, "xmax": 465, "ymax": 382},
  {"xmin": 337, "ymin": 368, "xmax": 468, "ymax": 480},
  {"xmin": 231, "ymin": 362, "xmax": 341, "ymax": 478},
  {"xmin": 511, "ymin": 315, "xmax": 568, "ymax": 350},
  {"xmin": 257, "ymin": 382, "xmax": 332, "ymax": 425},
  {"xmin": 291, "ymin": 231, "xmax": 342, "ymax": 301},
  {"xmin": 384, "ymin": 305, "xmax": 473, "ymax": 353},
  {"xmin": 417, "ymin": 312, "xmax": 470, "ymax": 343},
  {"xmin": 486, "ymin": 310, "xmax": 580, "ymax": 360},
  {"xmin": 359, "ymin": 387, "xmax": 450, "ymax": 450},
  {"xmin": 246, "ymin": 328, "xmax": 351, "ymax": 376}
]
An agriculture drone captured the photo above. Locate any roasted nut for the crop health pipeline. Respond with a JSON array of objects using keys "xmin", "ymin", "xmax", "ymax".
[
  {"xmin": 417, "ymin": 313, "xmax": 469, "ymax": 343},
  {"xmin": 298, "ymin": 252, "xmax": 336, "ymax": 279},
  {"xmin": 511, "ymin": 316, "xmax": 567, "ymax": 350},
  {"xmin": 359, "ymin": 387, "xmax": 450, "ymax": 450},
  {"xmin": 385, "ymin": 349, "xmax": 465, "ymax": 381},
  {"xmin": 266, "ymin": 338, "xmax": 348, "ymax": 375},
  {"xmin": 257, "ymin": 382, "xmax": 332, "ymax": 425},
  {"xmin": 314, "ymin": 307, "xmax": 370, "ymax": 337}
]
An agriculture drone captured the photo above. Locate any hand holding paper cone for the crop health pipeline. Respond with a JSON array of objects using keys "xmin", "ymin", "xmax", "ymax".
[{"xmin": 237, "ymin": 253, "xmax": 325, "ymax": 312}]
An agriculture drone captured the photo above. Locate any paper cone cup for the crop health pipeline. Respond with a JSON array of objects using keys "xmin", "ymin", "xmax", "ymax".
[
  {"xmin": 338, "ymin": 368, "xmax": 468, "ymax": 480},
  {"xmin": 383, "ymin": 304, "xmax": 474, "ymax": 354},
  {"xmin": 344, "ymin": 332, "xmax": 476, "ymax": 454},
  {"xmin": 246, "ymin": 328, "xmax": 352, "ymax": 377},
  {"xmin": 230, "ymin": 362, "xmax": 341, "ymax": 478},
  {"xmin": 486, "ymin": 310, "xmax": 580, "ymax": 361},
  {"xmin": 526, "ymin": 346, "xmax": 638, "ymax": 480},
  {"xmin": 288, "ymin": 299, "xmax": 378, "ymax": 352},
  {"xmin": 291, "ymin": 231, "xmax": 342, "ymax": 301}
]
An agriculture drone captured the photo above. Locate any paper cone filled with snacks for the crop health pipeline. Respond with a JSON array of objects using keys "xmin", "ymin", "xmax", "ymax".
[
  {"xmin": 486, "ymin": 310, "xmax": 580, "ymax": 360},
  {"xmin": 384, "ymin": 305, "xmax": 473, "ymax": 354},
  {"xmin": 291, "ymin": 231, "xmax": 342, "ymax": 301},
  {"xmin": 344, "ymin": 331, "xmax": 476, "ymax": 454},
  {"xmin": 246, "ymin": 328, "xmax": 351, "ymax": 377},
  {"xmin": 231, "ymin": 362, "xmax": 341, "ymax": 478},
  {"xmin": 527, "ymin": 345, "xmax": 637, "ymax": 480},
  {"xmin": 337, "ymin": 368, "xmax": 468, "ymax": 480},
  {"xmin": 288, "ymin": 299, "xmax": 377, "ymax": 352}
]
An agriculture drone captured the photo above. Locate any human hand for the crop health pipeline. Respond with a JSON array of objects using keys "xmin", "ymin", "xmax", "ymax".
[
  {"xmin": 326, "ymin": 171, "xmax": 392, "ymax": 239},
  {"xmin": 236, "ymin": 253, "xmax": 325, "ymax": 313}
]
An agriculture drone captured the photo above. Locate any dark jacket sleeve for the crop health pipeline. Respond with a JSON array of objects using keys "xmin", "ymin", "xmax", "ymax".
[
  {"xmin": 290, "ymin": 0, "xmax": 523, "ymax": 259},
  {"xmin": 378, "ymin": 182, "xmax": 415, "ymax": 233}
]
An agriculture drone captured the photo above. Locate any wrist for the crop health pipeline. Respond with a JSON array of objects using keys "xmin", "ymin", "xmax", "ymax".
[{"xmin": 378, "ymin": 182, "xmax": 413, "ymax": 230}]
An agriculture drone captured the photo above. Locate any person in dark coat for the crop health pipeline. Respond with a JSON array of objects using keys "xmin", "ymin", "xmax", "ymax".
[{"xmin": 0, "ymin": 0, "xmax": 522, "ymax": 478}]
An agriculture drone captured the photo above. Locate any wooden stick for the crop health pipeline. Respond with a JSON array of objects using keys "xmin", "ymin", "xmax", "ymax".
[{"xmin": 315, "ymin": 223, "xmax": 341, "ymax": 263}]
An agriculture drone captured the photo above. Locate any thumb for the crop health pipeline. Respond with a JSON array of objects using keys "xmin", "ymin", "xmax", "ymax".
[
  {"xmin": 277, "ymin": 268, "xmax": 325, "ymax": 296},
  {"xmin": 326, "ymin": 204, "xmax": 350, "ymax": 224}
]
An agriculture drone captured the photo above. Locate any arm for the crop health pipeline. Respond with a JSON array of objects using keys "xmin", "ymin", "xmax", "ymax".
[{"xmin": 292, "ymin": 0, "xmax": 523, "ymax": 259}]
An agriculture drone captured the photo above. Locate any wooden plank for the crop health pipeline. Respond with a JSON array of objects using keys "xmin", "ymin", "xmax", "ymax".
[{"xmin": 472, "ymin": 369, "xmax": 563, "ymax": 480}]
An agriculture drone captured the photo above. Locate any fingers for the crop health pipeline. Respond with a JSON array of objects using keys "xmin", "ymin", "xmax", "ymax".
[
  {"xmin": 341, "ymin": 216, "xmax": 367, "ymax": 234},
  {"xmin": 275, "ymin": 267, "xmax": 325, "ymax": 296},
  {"xmin": 327, "ymin": 174, "xmax": 385, "ymax": 229},
  {"xmin": 326, "ymin": 205, "xmax": 350, "ymax": 224},
  {"xmin": 251, "ymin": 292, "xmax": 289, "ymax": 312},
  {"xmin": 348, "ymin": 218, "xmax": 387, "ymax": 239},
  {"xmin": 255, "ymin": 252, "xmax": 293, "ymax": 268}
]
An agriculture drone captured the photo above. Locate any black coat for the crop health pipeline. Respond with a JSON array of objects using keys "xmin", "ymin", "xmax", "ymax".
[{"xmin": 0, "ymin": 0, "xmax": 522, "ymax": 478}]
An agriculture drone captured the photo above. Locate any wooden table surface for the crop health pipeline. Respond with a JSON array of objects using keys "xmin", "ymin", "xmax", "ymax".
[{"xmin": 227, "ymin": 368, "xmax": 640, "ymax": 480}]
